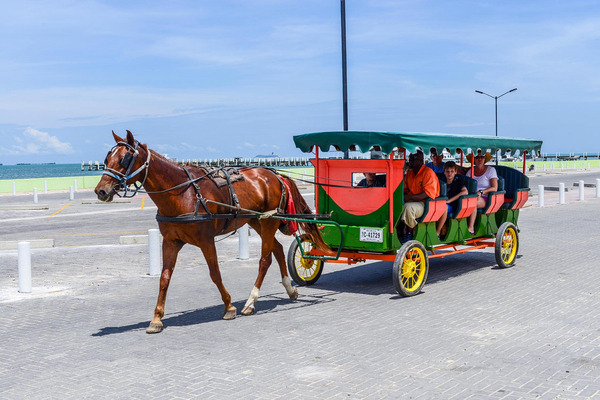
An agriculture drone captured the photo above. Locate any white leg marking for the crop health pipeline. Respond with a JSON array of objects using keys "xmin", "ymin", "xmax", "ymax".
[
  {"xmin": 282, "ymin": 276, "xmax": 295, "ymax": 297},
  {"xmin": 244, "ymin": 286, "xmax": 260, "ymax": 309}
]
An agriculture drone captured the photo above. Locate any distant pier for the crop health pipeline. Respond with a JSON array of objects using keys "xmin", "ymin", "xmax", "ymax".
[
  {"xmin": 81, "ymin": 156, "xmax": 312, "ymax": 171},
  {"xmin": 539, "ymin": 152, "xmax": 600, "ymax": 161}
]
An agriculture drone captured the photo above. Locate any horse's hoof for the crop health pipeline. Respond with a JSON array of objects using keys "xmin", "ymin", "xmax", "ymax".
[
  {"xmin": 289, "ymin": 287, "xmax": 298, "ymax": 301},
  {"xmin": 146, "ymin": 322, "xmax": 163, "ymax": 334},
  {"xmin": 223, "ymin": 309, "xmax": 237, "ymax": 320},
  {"xmin": 241, "ymin": 305, "xmax": 255, "ymax": 316}
]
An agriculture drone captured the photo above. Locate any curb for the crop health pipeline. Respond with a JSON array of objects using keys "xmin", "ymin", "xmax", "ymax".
[{"xmin": 0, "ymin": 239, "xmax": 55, "ymax": 250}]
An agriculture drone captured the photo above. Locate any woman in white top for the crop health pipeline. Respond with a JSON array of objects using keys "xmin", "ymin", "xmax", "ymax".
[{"xmin": 466, "ymin": 151, "xmax": 498, "ymax": 234}]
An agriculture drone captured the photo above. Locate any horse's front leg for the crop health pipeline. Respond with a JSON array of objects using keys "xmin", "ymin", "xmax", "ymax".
[
  {"xmin": 147, "ymin": 239, "xmax": 184, "ymax": 334},
  {"xmin": 199, "ymin": 240, "xmax": 237, "ymax": 320}
]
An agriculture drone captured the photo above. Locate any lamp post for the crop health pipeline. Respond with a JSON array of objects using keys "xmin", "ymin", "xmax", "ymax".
[
  {"xmin": 475, "ymin": 88, "xmax": 517, "ymax": 164},
  {"xmin": 341, "ymin": 0, "xmax": 349, "ymax": 159}
]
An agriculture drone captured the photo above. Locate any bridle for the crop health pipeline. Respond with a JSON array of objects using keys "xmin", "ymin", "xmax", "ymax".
[{"xmin": 103, "ymin": 141, "xmax": 151, "ymax": 198}]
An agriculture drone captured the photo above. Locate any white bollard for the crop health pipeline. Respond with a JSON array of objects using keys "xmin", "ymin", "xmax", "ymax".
[
  {"xmin": 579, "ymin": 180, "xmax": 585, "ymax": 201},
  {"xmin": 148, "ymin": 229, "xmax": 162, "ymax": 276},
  {"xmin": 74, "ymin": 179, "xmax": 78, "ymax": 192},
  {"xmin": 12, "ymin": 182, "xmax": 16, "ymax": 196},
  {"xmin": 597, "ymin": 179, "xmax": 600, "ymax": 198},
  {"xmin": 238, "ymin": 224, "xmax": 249, "ymax": 260},
  {"xmin": 33, "ymin": 188, "xmax": 38, "ymax": 204},
  {"xmin": 18, "ymin": 242, "xmax": 32, "ymax": 293},
  {"xmin": 69, "ymin": 186, "xmax": 74, "ymax": 200},
  {"xmin": 559, "ymin": 183, "xmax": 565, "ymax": 204},
  {"xmin": 538, "ymin": 185, "xmax": 544, "ymax": 208},
  {"xmin": 44, "ymin": 180, "xmax": 48, "ymax": 194}
]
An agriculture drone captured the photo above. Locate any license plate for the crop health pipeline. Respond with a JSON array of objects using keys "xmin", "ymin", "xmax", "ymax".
[{"xmin": 359, "ymin": 228, "xmax": 383, "ymax": 243}]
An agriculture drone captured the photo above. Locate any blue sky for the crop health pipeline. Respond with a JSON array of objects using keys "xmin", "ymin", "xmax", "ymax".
[{"xmin": 1, "ymin": 0, "xmax": 599, "ymax": 164}]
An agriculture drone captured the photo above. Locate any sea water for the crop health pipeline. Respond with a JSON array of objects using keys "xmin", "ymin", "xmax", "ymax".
[{"xmin": 0, "ymin": 164, "xmax": 102, "ymax": 180}]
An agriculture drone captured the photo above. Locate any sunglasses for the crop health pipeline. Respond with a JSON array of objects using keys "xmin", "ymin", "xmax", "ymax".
[{"xmin": 475, "ymin": 155, "xmax": 484, "ymax": 159}]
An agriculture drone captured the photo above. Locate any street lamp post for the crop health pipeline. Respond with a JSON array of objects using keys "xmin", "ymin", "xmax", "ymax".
[
  {"xmin": 341, "ymin": 0, "xmax": 349, "ymax": 159},
  {"xmin": 475, "ymin": 88, "xmax": 517, "ymax": 164}
]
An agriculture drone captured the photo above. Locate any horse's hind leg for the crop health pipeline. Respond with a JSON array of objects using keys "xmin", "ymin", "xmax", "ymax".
[
  {"xmin": 272, "ymin": 236, "xmax": 298, "ymax": 301},
  {"xmin": 199, "ymin": 239, "xmax": 237, "ymax": 320},
  {"xmin": 147, "ymin": 239, "xmax": 184, "ymax": 334},
  {"xmin": 241, "ymin": 220, "xmax": 280, "ymax": 315}
]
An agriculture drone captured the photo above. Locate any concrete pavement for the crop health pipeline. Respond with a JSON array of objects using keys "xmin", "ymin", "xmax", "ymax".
[{"xmin": 1, "ymin": 172, "xmax": 600, "ymax": 399}]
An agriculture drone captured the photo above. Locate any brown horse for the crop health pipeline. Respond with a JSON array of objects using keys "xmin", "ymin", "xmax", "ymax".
[{"xmin": 95, "ymin": 130, "xmax": 325, "ymax": 333}]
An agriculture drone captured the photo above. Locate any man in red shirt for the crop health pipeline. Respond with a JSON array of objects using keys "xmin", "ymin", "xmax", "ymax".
[{"xmin": 400, "ymin": 150, "xmax": 440, "ymax": 241}]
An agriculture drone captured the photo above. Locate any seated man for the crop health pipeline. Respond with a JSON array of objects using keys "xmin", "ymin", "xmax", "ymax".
[
  {"xmin": 400, "ymin": 150, "xmax": 440, "ymax": 241},
  {"xmin": 425, "ymin": 149, "xmax": 444, "ymax": 173},
  {"xmin": 357, "ymin": 172, "xmax": 386, "ymax": 187}
]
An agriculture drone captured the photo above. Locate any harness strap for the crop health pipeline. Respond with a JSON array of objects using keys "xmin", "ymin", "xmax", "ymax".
[
  {"xmin": 156, "ymin": 212, "xmax": 258, "ymax": 223},
  {"xmin": 218, "ymin": 168, "xmax": 241, "ymax": 236},
  {"xmin": 156, "ymin": 211, "xmax": 330, "ymax": 223},
  {"xmin": 183, "ymin": 167, "xmax": 211, "ymax": 217},
  {"xmin": 271, "ymin": 172, "xmax": 287, "ymax": 213}
]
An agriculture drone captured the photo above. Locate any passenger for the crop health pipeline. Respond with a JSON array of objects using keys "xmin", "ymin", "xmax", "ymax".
[
  {"xmin": 436, "ymin": 161, "xmax": 469, "ymax": 237},
  {"xmin": 357, "ymin": 151, "xmax": 386, "ymax": 187},
  {"xmin": 466, "ymin": 150, "xmax": 498, "ymax": 234},
  {"xmin": 425, "ymin": 149, "xmax": 444, "ymax": 173},
  {"xmin": 400, "ymin": 150, "xmax": 439, "ymax": 242},
  {"xmin": 357, "ymin": 173, "xmax": 385, "ymax": 187}
]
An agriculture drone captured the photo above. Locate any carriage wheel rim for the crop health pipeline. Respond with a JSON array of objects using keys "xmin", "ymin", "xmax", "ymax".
[
  {"xmin": 401, "ymin": 247, "xmax": 426, "ymax": 292},
  {"xmin": 295, "ymin": 243, "xmax": 320, "ymax": 281},
  {"xmin": 501, "ymin": 227, "xmax": 517, "ymax": 264}
]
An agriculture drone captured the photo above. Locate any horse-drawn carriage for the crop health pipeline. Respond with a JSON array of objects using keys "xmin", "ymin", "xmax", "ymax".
[
  {"xmin": 96, "ymin": 130, "xmax": 541, "ymax": 333},
  {"xmin": 287, "ymin": 130, "xmax": 543, "ymax": 296}
]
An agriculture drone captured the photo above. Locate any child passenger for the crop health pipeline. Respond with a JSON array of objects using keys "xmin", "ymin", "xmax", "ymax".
[{"xmin": 436, "ymin": 161, "xmax": 469, "ymax": 237}]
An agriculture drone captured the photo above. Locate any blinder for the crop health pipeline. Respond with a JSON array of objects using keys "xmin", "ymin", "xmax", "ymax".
[{"xmin": 120, "ymin": 151, "xmax": 134, "ymax": 170}]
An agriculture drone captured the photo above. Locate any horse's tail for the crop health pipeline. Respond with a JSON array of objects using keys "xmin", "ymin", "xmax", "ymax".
[{"xmin": 281, "ymin": 175, "xmax": 335, "ymax": 255}]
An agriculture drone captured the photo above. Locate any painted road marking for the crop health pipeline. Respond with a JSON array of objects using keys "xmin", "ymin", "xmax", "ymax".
[{"xmin": 49, "ymin": 203, "xmax": 72, "ymax": 217}]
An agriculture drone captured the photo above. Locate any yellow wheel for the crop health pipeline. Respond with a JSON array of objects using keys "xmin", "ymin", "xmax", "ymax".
[
  {"xmin": 393, "ymin": 240, "xmax": 429, "ymax": 296},
  {"xmin": 495, "ymin": 222, "xmax": 519, "ymax": 268},
  {"xmin": 287, "ymin": 235, "xmax": 324, "ymax": 286}
]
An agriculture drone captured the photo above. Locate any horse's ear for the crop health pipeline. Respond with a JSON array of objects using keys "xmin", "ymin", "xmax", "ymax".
[
  {"xmin": 126, "ymin": 130, "xmax": 135, "ymax": 146},
  {"xmin": 112, "ymin": 130, "xmax": 124, "ymax": 143}
]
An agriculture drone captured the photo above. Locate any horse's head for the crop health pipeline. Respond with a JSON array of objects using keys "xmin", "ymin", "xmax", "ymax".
[{"xmin": 95, "ymin": 130, "xmax": 150, "ymax": 202}]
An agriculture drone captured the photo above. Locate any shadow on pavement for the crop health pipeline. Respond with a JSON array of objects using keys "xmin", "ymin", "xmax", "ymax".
[
  {"xmin": 91, "ymin": 292, "xmax": 334, "ymax": 336},
  {"xmin": 306, "ymin": 251, "xmax": 497, "ymax": 297}
]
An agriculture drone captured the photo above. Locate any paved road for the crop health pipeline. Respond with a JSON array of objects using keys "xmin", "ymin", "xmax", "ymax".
[{"xmin": 1, "ymin": 171, "xmax": 600, "ymax": 399}]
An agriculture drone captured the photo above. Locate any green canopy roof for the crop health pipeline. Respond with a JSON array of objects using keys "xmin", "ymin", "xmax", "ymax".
[{"xmin": 293, "ymin": 131, "xmax": 543, "ymax": 156}]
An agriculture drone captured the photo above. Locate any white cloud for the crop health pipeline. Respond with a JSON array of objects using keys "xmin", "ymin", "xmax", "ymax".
[{"xmin": 9, "ymin": 127, "xmax": 74, "ymax": 155}]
